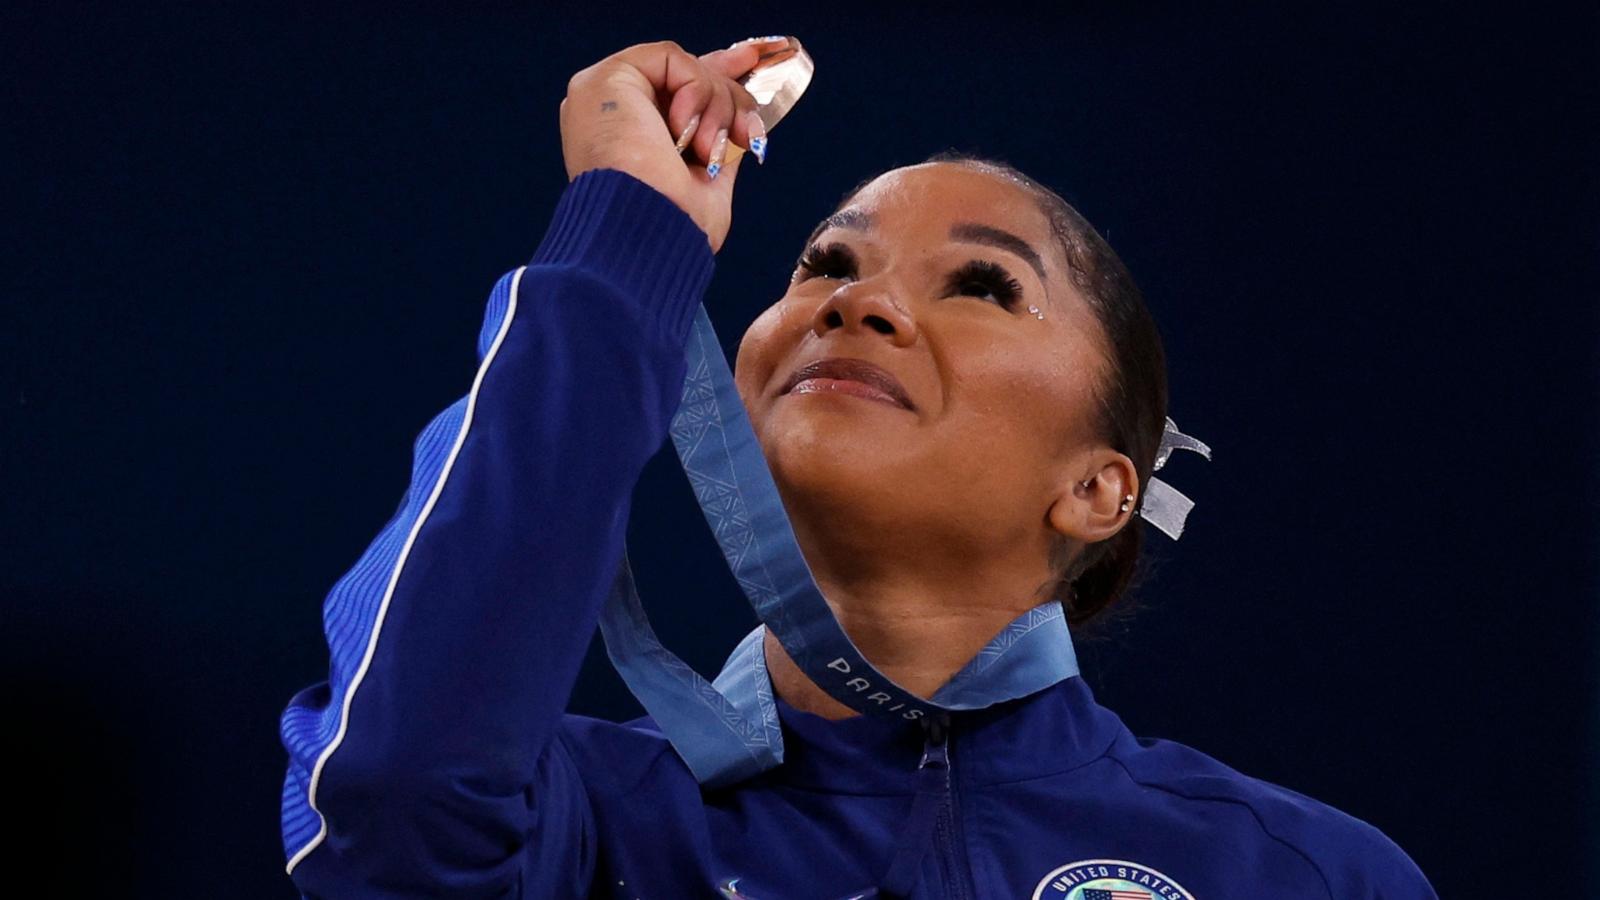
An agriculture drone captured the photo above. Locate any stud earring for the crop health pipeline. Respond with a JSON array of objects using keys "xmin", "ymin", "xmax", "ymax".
[
  {"xmin": 1088, "ymin": 477, "xmax": 1139, "ymax": 512},
  {"xmin": 1027, "ymin": 304, "xmax": 1044, "ymax": 320},
  {"xmin": 1083, "ymin": 480, "xmax": 1136, "ymax": 513}
]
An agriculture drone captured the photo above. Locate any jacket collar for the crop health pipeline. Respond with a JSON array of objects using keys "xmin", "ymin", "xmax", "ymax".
[{"xmin": 766, "ymin": 676, "xmax": 1127, "ymax": 795}]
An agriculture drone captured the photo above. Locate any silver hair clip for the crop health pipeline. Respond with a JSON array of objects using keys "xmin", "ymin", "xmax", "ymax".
[{"xmin": 1136, "ymin": 416, "xmax": 1211, "ymax": 540}]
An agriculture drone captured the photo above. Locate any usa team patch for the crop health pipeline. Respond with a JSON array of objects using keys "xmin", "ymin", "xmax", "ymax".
[{"xmin": 1031, "ymin": 858, "xmax": 1195, "ymax": 900}]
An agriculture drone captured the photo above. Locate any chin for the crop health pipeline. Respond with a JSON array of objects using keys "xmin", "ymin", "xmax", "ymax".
[{"xmin": 756, "ymin": 408, "xmax": 914, "ymax": 504}]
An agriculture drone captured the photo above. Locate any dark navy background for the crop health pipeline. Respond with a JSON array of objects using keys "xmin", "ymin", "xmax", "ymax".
[{"xmin": 5, "ymin": 3, "xmax": 1595, "ymax": 896}]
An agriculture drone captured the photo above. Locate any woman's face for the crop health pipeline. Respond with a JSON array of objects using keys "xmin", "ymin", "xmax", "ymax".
[{"xmin": 734, "ymin": 162, "xmax": 1118, "ymax": 563}]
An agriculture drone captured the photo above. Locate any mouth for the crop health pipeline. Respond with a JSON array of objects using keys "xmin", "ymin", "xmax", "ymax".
[{"xmin": 780, "ymin": 357, "xmax": 914, "ymax": 410}]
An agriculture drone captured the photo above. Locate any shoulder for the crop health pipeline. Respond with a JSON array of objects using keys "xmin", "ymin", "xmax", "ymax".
[{"xmin": 1105, "ymin": 731, "xmax": 1436, "ymax": 899}]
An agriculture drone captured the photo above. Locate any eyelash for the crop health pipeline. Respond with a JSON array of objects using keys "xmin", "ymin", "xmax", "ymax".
[{"xmin": 794, "ymin": 242, "xmax": 1025, "ymax": 311}]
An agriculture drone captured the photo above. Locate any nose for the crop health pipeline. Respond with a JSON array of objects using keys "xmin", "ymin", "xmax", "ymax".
[{"xmin": 808, "ymin": 279, "xmax": 918, "ymax": 347}]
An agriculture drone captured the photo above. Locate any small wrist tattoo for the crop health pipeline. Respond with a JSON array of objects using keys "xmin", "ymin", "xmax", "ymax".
[{"xmin": 600, "ymin": 100, "xmax": 618, "ymax": 112}]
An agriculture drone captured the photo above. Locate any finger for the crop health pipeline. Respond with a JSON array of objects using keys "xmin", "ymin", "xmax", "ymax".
[
  {"xmin": 610, "ymin": 40, "xmax": 712, "ymax": 99},
  {"xmin": 666, "ymin": 80, "xmax": 712, "ymax": 157},
  {"xmin": 697, "ymin": 41, "xmax": 766, "ymax": 80},
  {"xmin": 694, "ymin": 74, "xmax": 761, "ymax": 159},
  {"xmin": 691, "ymin": 79, "xmax": 737, "ymax": 164},
  {"xmin": 670, "ymin": 79, "xmax": 752, "ymax": 166},
  {"xmin": 726, "ymin": 80, "xmax": 760, "ymax": 153},
  {"xmin": 705, "ymin": 78, "xmax": 762, "ymax": 166},
  {"xmin": 706, "ymin": 101, "xmax": 763, "ymax": 179},
  {"xmin": 708, "ymin": 35, "xmax": 788, "ymax": 63}
]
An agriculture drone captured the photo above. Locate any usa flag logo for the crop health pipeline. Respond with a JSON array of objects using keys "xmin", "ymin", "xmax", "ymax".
[{"xmin": 1031, "ymin": 859, "xmax": 1195, "ymax": 900}]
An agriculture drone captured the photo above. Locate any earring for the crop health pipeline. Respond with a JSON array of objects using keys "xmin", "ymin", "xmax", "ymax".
[
  {"xmin": 1027, "ymin": 304, "xmax": 1044, "ymax": 320},
  {"xmin": 1086, "ymin": 481, "xmax": 1136, "ymax": 513},
  {"xmin": 1088, "ymin": 477, "xmax": 1139, "ymax": 512}
]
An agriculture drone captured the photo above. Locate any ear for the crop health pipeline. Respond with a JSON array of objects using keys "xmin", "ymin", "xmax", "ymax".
[{"xmin": 1046, "ymin": 448, "xmax": 1139, "ymax": 545}]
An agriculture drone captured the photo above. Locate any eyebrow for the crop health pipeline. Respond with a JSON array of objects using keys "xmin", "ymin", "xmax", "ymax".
[
  {"xmin": 806, "ymin": 211, "xmax": 1047, "ymax": 283},
  {"xmin": 805, "ymin": 209, "xmax": 871, "ymax": 245},
  {"xmin": 948, "ymin": 223, "xmax": 1047, "ymax": 282}
]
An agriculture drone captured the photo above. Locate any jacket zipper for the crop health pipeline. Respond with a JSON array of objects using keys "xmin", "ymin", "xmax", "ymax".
[
  {"xmin": 877, "ymin": 716, "xmax": 979, "ymax": 899},
  {"xmin": 931, "ymin": 716, "xmax": 975, "ymax": 900}
]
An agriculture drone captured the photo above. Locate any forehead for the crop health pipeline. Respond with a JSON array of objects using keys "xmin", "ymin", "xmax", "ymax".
[{"xmin": 839, "ymin": 162, "xmax": 1051, "ymax": 240}]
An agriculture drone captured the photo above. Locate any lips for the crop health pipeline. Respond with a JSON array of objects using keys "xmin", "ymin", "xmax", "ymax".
[{"xmin": 780, "ymin": 357, "xmax": 914, "ymax": 410}]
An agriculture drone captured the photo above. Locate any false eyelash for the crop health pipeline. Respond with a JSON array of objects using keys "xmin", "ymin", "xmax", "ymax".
[
  {"xmin": 949, "ymin": 259, "xmax": 1024, "ymax": 310},
  {"xmin": 795, "ymin": 241, "xmax": 856, "ymax": 280},
  {"xmin": 794, "ymin": 241, "xmax": 1025, "ymax": 311}
]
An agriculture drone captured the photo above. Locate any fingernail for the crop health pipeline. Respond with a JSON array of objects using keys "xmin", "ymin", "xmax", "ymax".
[
  {"xmin": 745, "ymin": 110, "xmax": 767, "ymax": 165},
  {"xmin": 728, "ymin": 35, "xmax": 788, "ymax": 49},
  {"xmin": 707, "ymin": 127, "xmax": 729, "ymax": 179},
  {"xmin": 674, "ymin": 114, "xmax": 701, "ymax": 154},
  {"xmin": 674, "ymin": 113, "xmax": 701, "ymax": 154}
]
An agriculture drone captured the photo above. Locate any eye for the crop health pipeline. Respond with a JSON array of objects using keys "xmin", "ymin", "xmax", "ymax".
[
  {"xmin": 948, "ymin": 259, "xmax": 1024, "ymax": 310},
  {"xmin": 793, "ymin": 244, "xmax": 1026, "ymax": 312},
  {"xmin": 794, "ymin": 242, "xmax": 857, "ymax": 282}
]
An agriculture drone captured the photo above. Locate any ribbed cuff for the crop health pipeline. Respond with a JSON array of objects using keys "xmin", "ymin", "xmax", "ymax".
[{"xmin": 528, "ymin": 168, "xmax": 717, "ymax": 347}]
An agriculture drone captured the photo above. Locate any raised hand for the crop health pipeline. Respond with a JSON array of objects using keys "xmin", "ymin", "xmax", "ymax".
[{"xmin": 559, "ymin": 38, "xmax": 781, "ymax": 253}]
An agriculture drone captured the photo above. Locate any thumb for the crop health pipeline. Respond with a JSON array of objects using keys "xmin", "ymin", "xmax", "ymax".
[{"xmin": 699, "ymin": 37, "xmax": 782, "ymax": 79}]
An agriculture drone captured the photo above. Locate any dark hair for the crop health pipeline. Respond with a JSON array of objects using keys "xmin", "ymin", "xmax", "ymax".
[{"xmin": 828, "ymin": 150, "xmax": 1171, "ymax": 629}]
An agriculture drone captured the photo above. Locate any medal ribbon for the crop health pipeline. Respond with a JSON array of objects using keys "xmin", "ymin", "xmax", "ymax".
[{"xmin": 599, "ymin": 305, "xmax": 1079, "ymax": 787}]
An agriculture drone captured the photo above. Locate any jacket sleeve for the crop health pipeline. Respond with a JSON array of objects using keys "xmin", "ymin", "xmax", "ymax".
[{"xmin": 277, "ymin": 168, "xmax": 716, "ymax": 898}]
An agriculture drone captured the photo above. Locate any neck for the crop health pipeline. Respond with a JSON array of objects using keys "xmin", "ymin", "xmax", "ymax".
[
  {"xmin": 762, "ymin": 523, "xmax": 1058, "ymax": 721},
  {"xmin": 754, "ymin": 456, "xmax": 1068, "ymax": 720}
]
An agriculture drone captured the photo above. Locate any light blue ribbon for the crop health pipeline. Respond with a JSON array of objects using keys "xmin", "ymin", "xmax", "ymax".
[{"xmin": 599, "ymin": 305, "xmax": 1080, "ymax": 788}]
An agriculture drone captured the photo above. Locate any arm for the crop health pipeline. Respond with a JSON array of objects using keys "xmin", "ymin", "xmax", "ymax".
[{"xmin": 278, "ymin": 168, "xmax": 714, "ymax": 897}]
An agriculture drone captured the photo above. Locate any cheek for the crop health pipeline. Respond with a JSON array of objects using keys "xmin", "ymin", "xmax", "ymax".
[
  {"xmin": 938, "ymin": 345, "xmax": 1094, "ymax": 480},
  {"xmin": 735, "ymin": 297, "xmax": 811, "ymax": 400},
  {"xmin": 734, "ymin": 307, "xmax": 781, "ymax": 397}
]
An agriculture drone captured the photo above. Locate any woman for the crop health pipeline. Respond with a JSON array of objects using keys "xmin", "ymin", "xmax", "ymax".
[{"xmin": 278, "ymin": 38, "xmax": 1437, "ymax": 898}]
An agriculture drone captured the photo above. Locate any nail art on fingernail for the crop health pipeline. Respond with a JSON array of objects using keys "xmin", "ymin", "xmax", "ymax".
[
  {"xmin": 674, "ymin": 113, "xmax": 701, "ymax": 154},
  {"xmin": 707, "ymin": 127, "xmax": 729, "ymax": 180},
  {"xmin": 745, "ymin": 110, "xmax": 768, "ymax": 165}
]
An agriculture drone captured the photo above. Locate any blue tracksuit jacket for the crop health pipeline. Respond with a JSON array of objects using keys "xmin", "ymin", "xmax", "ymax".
[{"xmin": 279, "ymin": 168, "xmax": 1438, "ymax": 899}]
